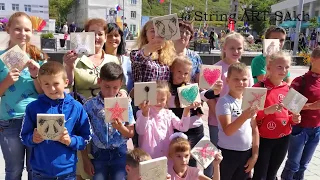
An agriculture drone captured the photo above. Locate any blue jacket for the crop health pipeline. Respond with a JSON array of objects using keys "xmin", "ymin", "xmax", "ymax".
[{"xmin": 20, "ymin": 93, "xmax": 91, "ymax": 177}]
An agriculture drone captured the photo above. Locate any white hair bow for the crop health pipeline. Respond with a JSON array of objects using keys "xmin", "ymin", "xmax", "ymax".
[{"xmin": 169, "ymin": 132, "xmax": 188, "ymax": 142}]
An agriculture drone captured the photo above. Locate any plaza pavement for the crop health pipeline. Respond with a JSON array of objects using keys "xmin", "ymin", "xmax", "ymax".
[{"xmin": 1, "ymin": 66, "xmax": 320, "ymax": 180}]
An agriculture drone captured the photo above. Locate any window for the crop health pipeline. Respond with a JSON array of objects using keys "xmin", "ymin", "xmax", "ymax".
[
  {"xmin": 24, "ymin": 5, "xmax": 31, "ymax": 12},
  {"xmin": 130, "ymin": 11, "xmax": 136, "ymax": 18},
  {"xmin": 130, "ymin": 24, "xmax": 136, "ymax": 35},
  {"xmin": 12, "ymin": 4, "xmax": 19, "ymax": 11},
  {"xmin": 0, "ymin": 3, "xmax": 5, "ymax": 11},
  {"xmin": 131, "ymin": 0, "xmax": 137, "ymax": 4},
  {"xmin": 39, "ymin": 11, "xmax": 44, "ymax": 13}
]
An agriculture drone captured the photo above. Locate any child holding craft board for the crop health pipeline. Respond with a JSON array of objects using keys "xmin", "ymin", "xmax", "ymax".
[
  {"xmin": 252, "ymin": 51, "xmax": 301, "ymax": 180},
  {"xmin": 20, "ymin": 61, "xmax": 91, "ymax": 179},
  {"xmin": 82, "ymin": 62, "xmax": 135, "ymax": 180},
  {"xmin": 281, "ymin": 47, "xmax": 320, "ymax": 180},
  {"xmin": 0, "ymin": 12, "xmax": 48, "ymax": 180}
]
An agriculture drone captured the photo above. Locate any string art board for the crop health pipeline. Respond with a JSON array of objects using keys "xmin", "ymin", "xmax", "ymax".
[
  {"xmin": 191, "ymin": 136, "xmax": 219, "ymax": 169},
  {"xmin": 263, "ymin": 39, "xmax": 280, "ymax": 57},
  {"xmin": 242, "ymin": 87, "xmax": 267, "ymax": 111},
  {"xmin": 199, "ymin": 65, "xmax": 222, "ymax": 89},
  {"xmin": 139, "ymin": 156, "xmax": 168, "ymax": 180},
  {"xmin": 70, "ymin": 32, "xmax": 95, "ymax": 57},
  {"xmin": 177, "ymin": 83, "xmax": 201, "ymax": 108},
  {"xmin": 0, "ymin": 45, "xmax": 29, "ymax": 71},
  {"xmin": 37, "ymin": 114, "xmax": 65, "ymax": 141},
  {"xmin": 152, "ymin": 13, "xmax": 181, "ymax": 41},
  {"xmin": 104, "ymin": 97, "xmax": 129, "ymax": 123},
  {"xmin": 282, "ymin": 88, "xmax": 308, "ymax": 114},
  {"xmin": 134, "ymin": 82, "xmax": 157, "ymax": 106}
]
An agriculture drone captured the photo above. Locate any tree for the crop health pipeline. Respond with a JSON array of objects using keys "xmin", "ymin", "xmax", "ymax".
[{"xmin": 49, "ymin": 0, "xmax": 74, "ymax": 27}]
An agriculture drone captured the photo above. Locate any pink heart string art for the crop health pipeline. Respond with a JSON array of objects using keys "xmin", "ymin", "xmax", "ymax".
[
  {"xmin": 203, "ymin": 68, "xmax": 221, "ymax": 86},
  {"xmin": 199, "ymin": 143, "xmax": 216, "ymax": 158},
  {"xmin": 106, "ymin": 102, "xmax": 126, "ymax": 121},
  {"xmin": 248, "ymin": 92, "xmax": 266, "ymax": 107}
]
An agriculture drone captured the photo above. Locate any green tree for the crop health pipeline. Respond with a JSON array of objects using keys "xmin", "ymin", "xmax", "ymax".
[{"xmin": 49, "ymin": 0, "xmax": 74, "ymax": 27}]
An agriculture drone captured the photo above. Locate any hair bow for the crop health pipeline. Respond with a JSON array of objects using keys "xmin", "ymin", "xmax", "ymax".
[{"xmin": 169, "ymin": 132, "xmax": 188, "ymax": 142}]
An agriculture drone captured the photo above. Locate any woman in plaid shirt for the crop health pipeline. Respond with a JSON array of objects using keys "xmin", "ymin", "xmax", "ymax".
[{"xmin": 130, "ymin": 20, "xmax": 176, "ymax": 83}]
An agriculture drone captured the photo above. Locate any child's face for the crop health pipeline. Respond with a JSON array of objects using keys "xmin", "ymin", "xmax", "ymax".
[
  {"xmin": 154, "ymin": 90, "xmax": 168, "ymax": 110},
  {"xmin": 268, "ymin": 32, "xmax": 286, "ymax": 49},
  {"xmin": 172, "ymin": 151, "xmax": 190, "ymax": 168},
  {"xmin": 172, "ymin": 64, "xmax": 191, "ymax": 84},
  {"xmin": 267, "ymin": 58, "xmax": 290, "ymax": 80},
  {"xmin": 98, "ymin": 78, "xmax": 122, "ymax": 98},
  {"xmin": 311, "ymin": 57, "xmax": 320, "ymax": 70},
  {"xmin": 126, "ymin": 165, "xmax": 141, "ymax": 180},
  {"xmin": 88, "ymin": 23, "xmax": 106, "ymax": 51},
  {"xmin": 226, "ymin": 70, "xmax": 249, "ymax": 93},
  {"xmin": 223, "ymin": 39, "xmax": 243, "ymax": 63},
  {"xmin": 39, "ymin": 73, "xmax": 69, "ymax": 100},
  {"xmin": 7, "ymin": 16, "xmax": 32, "ymax": 47}
]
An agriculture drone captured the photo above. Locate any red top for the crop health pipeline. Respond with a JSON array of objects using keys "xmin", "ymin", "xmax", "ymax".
[
  {"xmin": 254, "ymin": 79, "xmax": 294, "ymax": 139},
  {"xmin": 290, "ymin": 71, "xmax": 320, "ymax": 128}
]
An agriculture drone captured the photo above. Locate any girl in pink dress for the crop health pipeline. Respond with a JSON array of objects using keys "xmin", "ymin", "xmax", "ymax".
[{"xmin": 168, "ymin": 133, "xmax": 223, "ymax": 180}]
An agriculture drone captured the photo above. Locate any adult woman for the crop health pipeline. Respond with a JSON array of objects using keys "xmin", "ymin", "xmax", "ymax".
[
  {"xmin": 63, "ymin": 18, "xmax": 119, "ymax": 180},
  {"xmin": 173, "ymin": 21, "xmax": 203, "ymax": 83},
  {"xmin": 0, "ymin": 12, "xmax": 46, "ymax": 180},
  {"xmin": 104, "ymin": 23, "xmax": 133, "ymax": 92}
]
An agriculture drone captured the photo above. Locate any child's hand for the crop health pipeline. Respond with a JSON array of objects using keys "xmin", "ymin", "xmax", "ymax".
[
  {"xmin": 212, "ymin": 80, "xmax": 223, "ymax": 95},
  {"xmin": 242, "ymin": 105, "xmax": 259, "ymax": 120},
  {"xmin": 139, "ymin": 101, "xmax": 150, "ymax": 117},
  {"xmin": 27, "ymin": 60, "xmax": 40, "ymax": 78},
  {"xmin": 244, "ymin": 155, "xmax": 258, "ymax": 173},
  {"xmin": 166, "ymin": 174, "xmax": 171, "ymax": 180},
  {"xmin": 309, "ymin": 100, "xmax": 320, "ymax": 110},
  {"xmin": 213, "ymin": 150, "xmax": 223, "ymax": 166},
  {"xmin": 118, "ymin": 89, "xmax": 128, "ymax": 97},
  {"xmin": 32, "ymin": 128, "xmax": 44, "ymax": 144},
  {"xmin": 264, "ymin": 103, "xmax": 283, "ymax": 115},
  {"xmin": 111, "ymin": 118, "xmax": 124, "ymax": 130},
  {"xmin": 83, "ymin": 158, "xmax": 95, "ymax": 176},
  {"xmin": 59, "ymin": 128, "xmax": 71, "ymax": 146},
  {"xmin": 186, "ymin": 102, "xmax": 201, "ymax": 110},
  {"xmin": 292, "ymin": 114, "xmax": 301, "ymax": 124}
]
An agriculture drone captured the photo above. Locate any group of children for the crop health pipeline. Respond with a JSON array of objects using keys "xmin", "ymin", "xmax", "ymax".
[{"xmin": 1, "ymin": 11, "xmax": 320, "ymax": 180}]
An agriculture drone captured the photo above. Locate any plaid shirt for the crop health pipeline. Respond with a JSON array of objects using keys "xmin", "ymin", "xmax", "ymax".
[{"xmin": 130, "ymin": 50, "xmax": 170, "ymax": 82}]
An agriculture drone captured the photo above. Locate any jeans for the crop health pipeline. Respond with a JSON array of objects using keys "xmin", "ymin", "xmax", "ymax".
[
  {"xmin": 0, "ymin": 118, "xmax": 32, "ymax": 180},
  {"xmin": 32, "ymin": 171, "xmax": 76, "ymax": 180},
  {"xmin": 92, "ymin": 145, "xmax": 127, "ymax": 180},
  {"xmin": 253, "ymin": 135, "xmax": 290, "ymax": 180},
  {"xmin": 281, "ymin": 126, "xmax": 320, "ymax": 180}
]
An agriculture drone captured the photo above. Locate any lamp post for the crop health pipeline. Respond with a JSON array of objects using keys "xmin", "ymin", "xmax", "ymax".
[
  {"xmin": 293, "ymin": 0, "xmax": 305, "ymax": 55},
  {"xmin": 180, "ymin": 5, "xmax": 194, "ymax": 21}
]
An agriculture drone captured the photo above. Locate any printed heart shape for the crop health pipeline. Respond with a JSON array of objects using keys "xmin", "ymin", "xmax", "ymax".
[
  {"xmin": 203, "ymin": 68, "xmax": 221, "ymax": 85},
  {"xmin": 181, "ymin": 86, "xmax": 198, "ymax": 103}
]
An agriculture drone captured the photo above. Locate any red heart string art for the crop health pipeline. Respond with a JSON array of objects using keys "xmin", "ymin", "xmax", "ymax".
[
  {"xmin": 203, "ymin": 68, "xmax": 221, "ymax": 86},
  {"xmin": 107, "ymin": 102, "xmax": 126, "ymax": 121}
]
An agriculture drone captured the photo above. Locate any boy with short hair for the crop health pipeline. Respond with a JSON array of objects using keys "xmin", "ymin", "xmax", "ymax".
[
  {"xmin": 251, "ymin": 25, "xmax": 292, "ymax": 84},
  {"xmin": 126, "ymin": 148, "xmax": 171, "ymax": 180},
  {"xmin": 216, "ymin": 63, "xmax": 259, "ymax": 180},
  {"xmin": 20, "ymin": 61, "xmax": 91, "ymax": 179},
  {"xmin": 82, "ymin": 62, "xmax": 135, "ymax": 179}
]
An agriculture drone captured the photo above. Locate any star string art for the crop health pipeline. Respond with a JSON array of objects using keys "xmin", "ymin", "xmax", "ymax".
[
  {"xmin": 106, "ymin": 102, "xmax": 126, "ymax": 121},
  {"xmin": 199, "ymin": 143, "xmax": 216, "ymax": 158},
  {"xmin": 248, "ymin": 92, "xmax": 265, "ymax": 107}
]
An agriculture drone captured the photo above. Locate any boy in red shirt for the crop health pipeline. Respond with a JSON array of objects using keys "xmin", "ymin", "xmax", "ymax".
[{"xmin": 281, "ymin": 47, "xmax": 320, "ymax": 180}]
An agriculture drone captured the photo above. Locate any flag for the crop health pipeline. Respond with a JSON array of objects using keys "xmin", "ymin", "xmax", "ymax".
[
  {"xmin": 159, "ymin": 0, "xmax": 165, "ymax": 3},
  {"xmin": 115, "ymin": 4, "xmax": 121, "ymax": 11}
]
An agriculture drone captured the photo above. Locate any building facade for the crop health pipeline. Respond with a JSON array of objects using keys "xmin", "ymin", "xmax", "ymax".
[
  {"xmin": 271, "ymin": 0, "xmax": 320, "ymax": 34},
  {"xmin": 68, "ymin": 0, "xmax": 142, "ymax": 36}
]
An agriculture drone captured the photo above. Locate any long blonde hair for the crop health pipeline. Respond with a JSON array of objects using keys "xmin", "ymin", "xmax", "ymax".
[
  {"xmin": 220, "ymin": 32, "xmax": 245, "ymax": 60},
  {"xmin": 135, "ymin": 20, "xmax": 176, "ymax": 66}
]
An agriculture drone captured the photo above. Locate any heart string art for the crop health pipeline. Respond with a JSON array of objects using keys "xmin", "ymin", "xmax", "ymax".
[
  {"xmin": 248, "ymin": 92, "xmax": 266, "ymax": 107},
  {"xmin": 203, "ymin": 68, "xmax": 221, "ymax": 86},
  {"xmin": 181, "ymin": 86, "xmax": 198, "ymax": 103},
  {"xmin": 106, "ymin": 102, "xmax": 126, "ymax": 121}
]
